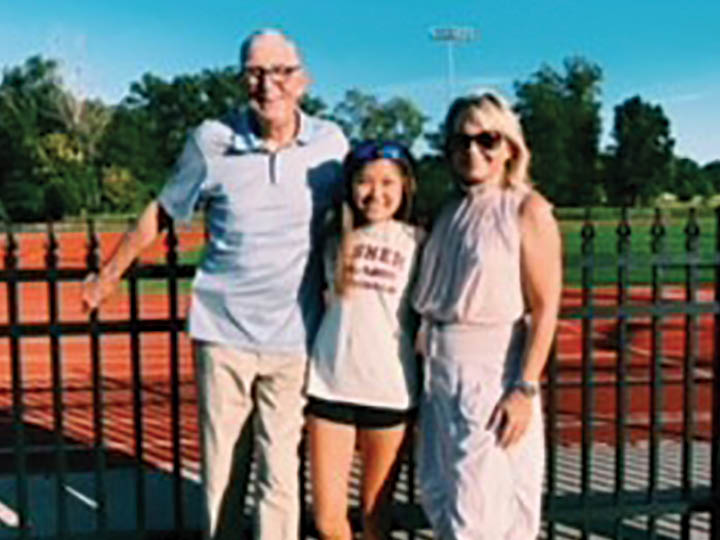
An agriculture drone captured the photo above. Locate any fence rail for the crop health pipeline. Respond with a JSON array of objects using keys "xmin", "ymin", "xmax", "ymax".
[{"xmin": 1, "ymin": 208, "xmax": 719, "ymax": 539}]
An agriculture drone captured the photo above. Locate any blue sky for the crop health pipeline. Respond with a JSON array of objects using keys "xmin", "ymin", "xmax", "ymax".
[{"xmin": 1, "ymin": 0, "xmax": 718, "ymax": 164}]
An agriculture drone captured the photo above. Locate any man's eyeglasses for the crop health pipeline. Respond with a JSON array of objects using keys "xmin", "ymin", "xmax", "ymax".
[
  {"xmin": 243, "ymin": 65, "xmax": 301, "ymax": 85},
  {"xmin": 448, "ymin": 131, "xmax": 503, "ymax": 153}
]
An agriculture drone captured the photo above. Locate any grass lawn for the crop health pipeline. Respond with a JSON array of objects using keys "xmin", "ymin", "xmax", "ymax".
[
  {"xmin": 561, "ymin": 214, "xmax": 718, "ymax": 286},
  {"xmin": 126, "ymin": 210, "xmax": 720, "ymax": 290}
]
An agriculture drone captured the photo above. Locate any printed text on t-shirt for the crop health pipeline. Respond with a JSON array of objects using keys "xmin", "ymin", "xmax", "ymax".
[{"xmin": 346, "ymin": 241, "xmax": 406, "ymax": 294}]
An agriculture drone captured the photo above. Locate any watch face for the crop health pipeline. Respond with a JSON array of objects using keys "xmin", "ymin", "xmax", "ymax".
[{"xmin": 515, "ymin": 381, "xmax": 538, "ymax": 397}]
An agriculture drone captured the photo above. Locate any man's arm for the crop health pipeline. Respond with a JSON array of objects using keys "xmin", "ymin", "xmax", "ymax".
[
  {"xmin": 81, "ymin": 200, "xmax": 171, "ymax": 312},
  {"xmin": 82, "ymin": 120, "xmax": 212, "ymax": 312}
]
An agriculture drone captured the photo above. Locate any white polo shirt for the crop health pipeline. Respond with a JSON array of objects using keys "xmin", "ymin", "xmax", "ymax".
[{"xmin": 158, "ymin": 108, "xmax": 348, "ymax": 354}]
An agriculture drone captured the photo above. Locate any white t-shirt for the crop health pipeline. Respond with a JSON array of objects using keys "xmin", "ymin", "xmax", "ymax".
[{"xmin": 306, "ymin": 220, "xmax": 422, "ymax": 410}]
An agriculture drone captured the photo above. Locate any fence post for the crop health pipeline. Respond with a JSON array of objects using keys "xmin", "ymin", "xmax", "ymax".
[
  {"xmin": 681, "ymin": 208, "xmax": 700, "ymax": 538},
  {"xmin": 5, "ymin": 222, "xmax": 30, "ymax": 538},
  {"xmin": 647, "ymin": 207, "xmax": 666, "ymax": 538},
  {"xmin": 127, "ymin": 217, "xmax": 147, "ymax": 533},
  {"xmin": 165, "ymin": 220, "xmax": 185, "ymax": 531},
  {"xmin": 544, "ymin": 338, "xmax": 559, "ymax": 540},
  {"xmin": 579, "ymin": 207, "xmax": 596, "ymax": 539},
  {"xmin": 85, "ymin": 218, "xmax": 108, "ymax": 534},
  {"xmin": 46, "ymin": 220, "xmax": 70, "ymax": 539},
  {"xmin": 613, "ymin": 207, "xmax": 631, "ymax": 537}
]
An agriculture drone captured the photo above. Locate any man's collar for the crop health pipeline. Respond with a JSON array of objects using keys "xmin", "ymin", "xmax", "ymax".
[
  {"xmin": 230, "ymin": 108, "xmax": 312, "ymax": 153},
  {"xmin": 295, "ymin": 109, "xmax": 313, "ymax": 145}
]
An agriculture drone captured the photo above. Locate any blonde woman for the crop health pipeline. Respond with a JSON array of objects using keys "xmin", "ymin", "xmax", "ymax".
[{"xmin": 412, "ymin": 92, "xmax": 561, "ymax": 539}]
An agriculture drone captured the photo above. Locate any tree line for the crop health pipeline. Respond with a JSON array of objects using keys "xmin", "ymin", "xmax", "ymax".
[{"xmin": 0, "ymin": 55, "xmax": 718, "ymax": 223}]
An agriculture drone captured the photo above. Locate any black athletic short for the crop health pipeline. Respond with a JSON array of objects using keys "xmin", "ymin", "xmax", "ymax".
[{"xmin": 305, "ymin": 396, "xmax": 416, "ymax": 429}]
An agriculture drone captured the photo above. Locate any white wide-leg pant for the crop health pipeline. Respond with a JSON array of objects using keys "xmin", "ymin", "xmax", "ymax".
[
  {"xmin": 194, "ymin": 341, "xmax": 307, "ymax": 540},
  {"xmin": 418, "ymin": 321, "xmax": 544, "ymax": 540}
]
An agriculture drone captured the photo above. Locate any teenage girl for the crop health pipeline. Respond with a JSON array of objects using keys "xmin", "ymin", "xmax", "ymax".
[{"xmin": 305, "ymin": 140, "xmax": 423, "ymax": 540}]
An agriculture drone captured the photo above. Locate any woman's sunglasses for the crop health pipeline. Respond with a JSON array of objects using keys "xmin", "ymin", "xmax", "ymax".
[{"xmin": 448, "ymin": 131, "xmax": 503, "ymax": 152}]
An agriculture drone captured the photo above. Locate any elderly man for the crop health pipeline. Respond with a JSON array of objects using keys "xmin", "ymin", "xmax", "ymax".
[{"xmin": 82, "ymin": 29, "xmax": 348, "ymax": 539}]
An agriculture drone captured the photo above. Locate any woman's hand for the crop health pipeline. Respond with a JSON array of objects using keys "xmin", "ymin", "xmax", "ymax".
[{"xmin": 487, "ymin": 390, "xmax": 534, "ymax": 448}]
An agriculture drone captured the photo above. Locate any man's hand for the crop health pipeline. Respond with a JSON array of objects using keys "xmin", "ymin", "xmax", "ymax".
[
  {"xmin": 487, "ymin": 390, "xmax": 534, "ymax": 448},
  {"xmin": 80, "ymin": 200, "xmax": 167, "ymax": 314},
  {"xmin": 81, "ymin": 272, "xmax": 117, "ymax": 313}
]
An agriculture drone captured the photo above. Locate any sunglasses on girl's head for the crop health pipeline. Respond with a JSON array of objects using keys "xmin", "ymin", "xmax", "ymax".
[
  {"xmin": 351, "ymin": 140, "xmax": 410, "ymax": 163},
  {"xmin": 448, "ymin": 131, "xmax": 503, "ymax": 152}
]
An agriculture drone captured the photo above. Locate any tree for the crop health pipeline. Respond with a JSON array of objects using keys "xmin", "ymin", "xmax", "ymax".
[
  {"xmin": 671, "ymin": 157, "xmax": 711, "ymax": 201},
  {"xmin": 300, "ymin": 95, "xmax": 328, "ymax": 116},
  {"xmin": 0, "ymin": 56, "xmax": 72, "ymax": 220},
  {"xmin": 100, "ymin": 165, "xmax": 149, "ymax": 212},
  {"xmin": 99, "ymin": 67, "xmax": 248, "ymax": 201},
  {"xmin": 0, "ymin": 55, "xmax": 120, "ymax": 220},
  {"xmin": 330, "ymin": 89, "xmax": 426, "ymax": 148},
  {"xmin": 0, "ymin": 56, "xmax": 65, "ymax": 191},
  {"xmin": 702, "ymin": 160, "xmax": 720, "ymax": 192},
  {"xmin": 564, "ymin": 58, "xmax": 603, "ymax": 203},
  {"xmin": 423, "ymin": 127, "xmax": 444, "ymax": 155},
  {"xmin": 98, "ymin": 102, "xmax": 168, "ymax": 199},
  {"xmin": 605, "ymin": 96, "xmax": 674, "ymax": 206},
  {"xmin": 414, "ymin": 155, "xmax": 455, "ymax": 226},
  {"xmin": 122, "ymin": 70, "xmax": 244, "ymax": 170},
  {"xmin": 514, "ymin": 57, "xmax": 603, "ymax": 206}
]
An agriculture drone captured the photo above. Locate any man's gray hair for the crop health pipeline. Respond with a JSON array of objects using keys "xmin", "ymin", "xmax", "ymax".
[{"xmin": 239, "ymin": 28, "xmax": 303, "ymax": 68}]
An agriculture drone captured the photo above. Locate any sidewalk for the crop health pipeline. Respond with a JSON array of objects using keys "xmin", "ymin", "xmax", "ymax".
[{"xmin": 0, "ymin": 439, "xmax": 709, "ymax": 539}]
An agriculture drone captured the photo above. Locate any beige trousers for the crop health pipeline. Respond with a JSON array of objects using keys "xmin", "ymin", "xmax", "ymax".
[{"xmin": 194, "ymin": 341, "xmax": 307, "ymax": 540}]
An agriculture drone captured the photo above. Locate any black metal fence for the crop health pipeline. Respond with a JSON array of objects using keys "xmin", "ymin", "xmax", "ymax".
[{"xmin": 0, "ymin": 208, "xmax": 719, "ymax": 539}]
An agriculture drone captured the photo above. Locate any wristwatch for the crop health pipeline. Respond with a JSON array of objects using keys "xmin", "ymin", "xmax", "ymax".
[{"xmin": 513, "ymin": 380, "xmax": 540, "ymax": 398}]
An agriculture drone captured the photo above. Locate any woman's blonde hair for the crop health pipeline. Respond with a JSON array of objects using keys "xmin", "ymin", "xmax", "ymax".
[{"xmin": 443, "ymin": 90, "xmax": 531, "ymax": 189}]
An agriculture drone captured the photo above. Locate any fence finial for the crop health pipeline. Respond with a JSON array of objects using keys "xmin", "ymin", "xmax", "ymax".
[
  {"xmin": 45, "ymin": 220, "xmax": 59, "ymax": 269},
  {"xmin": 3, "ymin": 221, "xmax": 17, "ymax": 270},
  {"xmin": 650, "ymin": 208, "xmax": 665, "ymax": 254},
  {"xmin": 85, "ymin": 218, "xmax": 101, "ymax": 271},
  {"xmin": 581, "ymin": 208, "xmax": 595, "ymax": 256},
  {"xmin": 684, "ymin": 207, "xmax": 700, "ymax": 253}
]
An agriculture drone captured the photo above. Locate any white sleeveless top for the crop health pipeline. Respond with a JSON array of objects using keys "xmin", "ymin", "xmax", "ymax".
[
  {"xmin": 413, "ymin": 183, "xmax": 530, "ymax": 325},
  {"xmin": 307, "ymin": 220, "xmax": 422, "ymax": 410}
]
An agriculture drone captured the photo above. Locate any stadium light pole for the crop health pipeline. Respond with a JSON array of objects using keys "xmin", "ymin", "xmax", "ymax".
[{"xmin": 429, "ymin": 26, "xmax": 479, "ymax": 104}]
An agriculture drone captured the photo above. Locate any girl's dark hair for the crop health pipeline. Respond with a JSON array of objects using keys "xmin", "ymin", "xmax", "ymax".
[
  {"xmin": 341, "ymin": 139, "xmax": 417, "ymax": 224},
  {"xmin": 333, "ymin": 140, "xmax": 417, "ymax": 295}
]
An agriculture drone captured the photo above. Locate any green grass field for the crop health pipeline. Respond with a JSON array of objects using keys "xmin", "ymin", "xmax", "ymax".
[
  {"xmin": 129, "ymin": 210, "xmax": 720, "ymax": 290},
  {"xmin": 560, "ymin": 214, "xmax": 717, "ymax": 286}
]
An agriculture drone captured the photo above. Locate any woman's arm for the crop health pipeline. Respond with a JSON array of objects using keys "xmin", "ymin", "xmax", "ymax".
[
  {"xmin": 518, "ymin": 191, "xmax": 562, "ymax": 383},
  {"xmin": 81, "ymin": 200, "xmax": 170, "ymax": 312},
  {"xmin": 489, "ymin": 191, "xmax": 561, "ymax": 448}
]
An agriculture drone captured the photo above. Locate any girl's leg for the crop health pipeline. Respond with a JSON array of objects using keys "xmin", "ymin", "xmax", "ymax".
[
  {"xmin": 357, "ymin": 421, "xmax": 411, "ymax": 540},
  {"xmin": 307, "ymin": 415, "xmax": 356, "ymax": 540}
]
